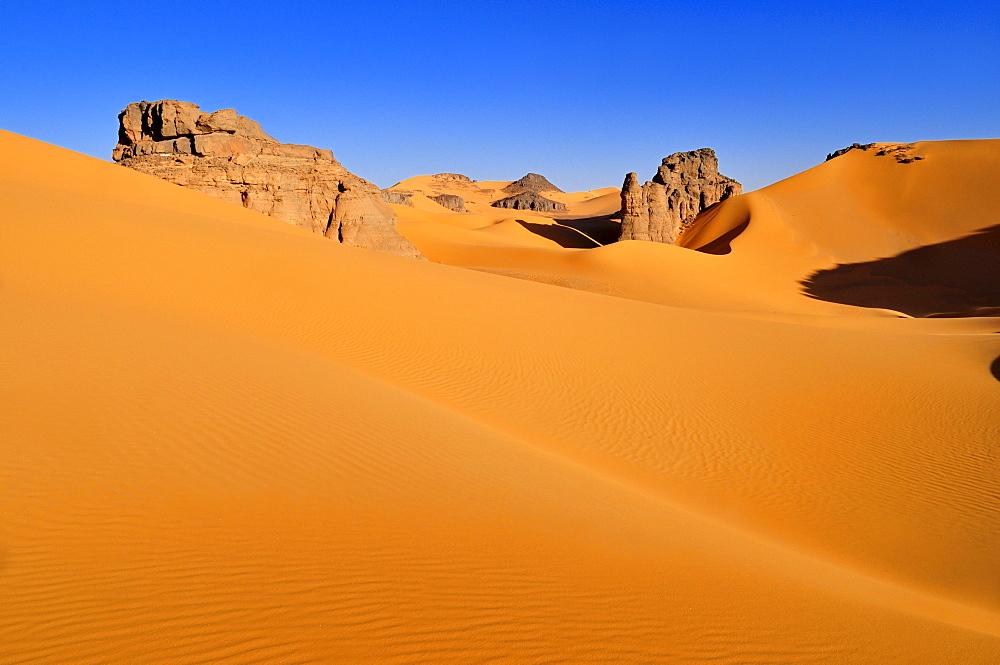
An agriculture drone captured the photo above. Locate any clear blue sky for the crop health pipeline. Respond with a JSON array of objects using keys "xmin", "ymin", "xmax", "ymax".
[{"xmin": 2, "ymin": 1, "xmax": 997, "ymax": 192}]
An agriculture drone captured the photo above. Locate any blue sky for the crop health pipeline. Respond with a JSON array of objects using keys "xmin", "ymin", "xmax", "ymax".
[{"xmin": 1, "ymin": 1, "xmax": 997, "ymax": 191}]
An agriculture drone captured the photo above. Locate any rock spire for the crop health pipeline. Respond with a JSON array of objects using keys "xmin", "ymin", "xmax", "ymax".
[{"xmin": 619, "ymin": 148, "xmax": 741, "ymax": 244}]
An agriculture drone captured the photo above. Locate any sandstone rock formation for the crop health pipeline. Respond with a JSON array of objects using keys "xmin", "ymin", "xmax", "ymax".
[
  {"xmin": 381, "ymin": 189, "xmax": 413, "ymax": 206},
  {"xmin": 432, "ymin": 173, "xmax": 475, "ymax": 183},
  {"xmin": 619, "ymin": 148, "xmax": 741, "ymax": 244},
  {"xmin": 491, "ymin": 191, "xmax": 567, "ymax": 212},
  {"xmin": 429, "ymin": 194, "xmax": 467, "ymax": 212},
  {"xmin": 113, "ymin": 100, "xmax": 420, "ymax": 258},
  {"xmin": 502, "ymin": 173, "xmax": 563, "ymax": 194}
]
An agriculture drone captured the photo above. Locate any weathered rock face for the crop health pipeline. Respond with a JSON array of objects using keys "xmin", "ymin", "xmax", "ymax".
[
  {"xmin": 619, "ymin": 148, "xmax": 741, "ymax": 244},
  {"xmin": 502, "ymin": 173, "xmax": 563, "ymax": 194},
  {"xmin": 491, "ymin": 191, "xmax": 567, "ymax": 212},
  {"xmin": 431, "ymin": 173, "xmax": 475, "ymax": 184},
  {"xmin": 429, "ymin": 194, "xmax": 467, "ymax": 212},
  {"xmin": 381, "ymin": 189, "xmax": 413, "ymax": 206},
  {"xmin": 620, "ymin": 173, "xmax": 649, "ymax": 239},
  {"xmin": 113, "ymin": 100, "xmax": 421, "ymax": 258}
]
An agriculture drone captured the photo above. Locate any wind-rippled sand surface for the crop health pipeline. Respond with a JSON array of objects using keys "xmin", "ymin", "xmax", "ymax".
[{"xmin": 1, "ymin": 130, "xmax": 998, "ymax": 663}]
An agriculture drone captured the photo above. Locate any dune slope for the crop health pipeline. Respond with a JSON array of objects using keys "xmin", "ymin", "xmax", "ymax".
[{"xmin": 1, "ymin": 130, "xmax": 999, "ymax": 663}]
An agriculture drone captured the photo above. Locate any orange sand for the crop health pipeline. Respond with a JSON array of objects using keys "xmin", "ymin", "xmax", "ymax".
[{"xmin": 1, "ymin": 130, "xmax": 998, "ymax": 663}]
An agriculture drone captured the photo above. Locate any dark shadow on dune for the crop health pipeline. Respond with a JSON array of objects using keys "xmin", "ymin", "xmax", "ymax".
[
  {"xmin": 694, "ymin": 219, "xmax": 750, "ymax": 255},
  {"xmin": 991, "ymin": 356, "xmax": 1000, "ymax": 383},
  {"xmin": 557, "ymin": 214, "xmax": 623, "ymax": 246},
  {"xmin": 516, "ymin": 215, "xmax": 621, "ymax": 248},
  {"xmin": 516, "ymin": 220, "xmax": 599, "ymax": 248},
  {"xmin": 802, "ymin": 224, "xmax": 1000, "ymax": 317}
]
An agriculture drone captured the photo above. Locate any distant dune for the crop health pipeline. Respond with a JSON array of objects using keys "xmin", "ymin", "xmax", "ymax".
[{"xmin": 1, "ymin": 128, "xmax": 998, "ymax": 663}]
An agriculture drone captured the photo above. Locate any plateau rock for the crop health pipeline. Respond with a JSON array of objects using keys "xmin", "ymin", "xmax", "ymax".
[
  {"xmin": 491, "ymin": 191, "xmax": 567, "ymax": 212},
  {"xmin": 430, "ymin": 173, "xmax": 475, "ymax": 184},
  {"xmin": 113, "ymin": 100, "xmax": 420, "ymax": 258},
  {"xmin": 619, "ymin": 148, "xmax": 741, "ymax": 244}
]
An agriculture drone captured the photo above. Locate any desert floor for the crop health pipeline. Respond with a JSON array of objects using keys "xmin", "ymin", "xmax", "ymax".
[{"xmin": 2, "ymin": 131, "xmax": 998, "ymax": 663}]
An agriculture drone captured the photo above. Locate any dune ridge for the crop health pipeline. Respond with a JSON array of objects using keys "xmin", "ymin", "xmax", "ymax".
[{"xmin": 2, "ymin": 129, "xmax": 999, "ymax": 663}]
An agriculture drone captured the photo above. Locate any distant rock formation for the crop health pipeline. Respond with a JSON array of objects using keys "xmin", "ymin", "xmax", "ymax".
[
  {"xmin": 381, "ymin": 189, "xmax": 413, "ymax": 206},
  {"xmin": 826, "ymin": 142, "xmax": 924, "ymax": 163},
  {"xmin": 502, "ymin": 173, "xmax": 563, "ymax": 194},
  {"xmin": 619, "ymin": 148, "xmax": 741, "ymax": 244},
  {"xmin": 825, "ymin": 143, "xmax": 876, "ymax": 161},
  {"xmin": 491, "ymin": 191, "xmax": 567, "ymax": 212},
  {"xmin": 431, "ymin": 173, "xmax": 475, "ymax": 184},
  {"xmin": 429, "ymin": 194, "xmax": 467, "ymax": 212},
  {"xmin": 112, "ymin": 100, "xmax": 421, "ymax": 258}
]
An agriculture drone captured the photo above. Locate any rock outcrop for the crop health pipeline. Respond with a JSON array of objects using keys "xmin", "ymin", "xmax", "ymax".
[
  {"xmin": 381, "ymin": 189, "xmax": 413, "ymax": 206},
  {"xmin": 619, "ymin": 148, "xmax": 741, "ymax": 244},
  {"xmin": 491, "ymin": 191, "xmax": 567, "ymax": 212},
  {"xmin": 430, "ymin": 173, "xmax": 475, "ymax": 184},
  {"xmin": 502, "ymin": 173, "xmax": 563, "ymax": 194},
  {"xmin": 826, "ymin": 142, "xmax": 924, "ymax": 163},
  {"xmin": 113, "ymin": 100, "xmax": 420, "ymax": 258},
  {"xmin": 429, "ymin": 194, "xmax": 467, "ymax": 212}
]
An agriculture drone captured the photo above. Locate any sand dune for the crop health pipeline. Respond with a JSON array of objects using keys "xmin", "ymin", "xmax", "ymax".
[{"xmin": 1, "ymin": 129, "xmax": 998, "ymax": 663}]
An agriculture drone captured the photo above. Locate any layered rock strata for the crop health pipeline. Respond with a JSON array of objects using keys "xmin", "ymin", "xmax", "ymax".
[
  {"xmin": 431, "ymin": 173, "xmax": 475, "ymax": 184},
  {"xmin": 502, "ymin": 172, "xmax": 562, "ymax": 194},
  {"xmin": 429, "ymin": 194, "xmax": 467, "ymax": 212},
  {"xmin": 381, "ymin": 189, "xmax": 413, "ymax": 206},
  {"xmin": 619, "ymin": 148, "xmax": 741, "ymax": 244},
  {"xmin": 113, "ymin": 100, "xmax": 420, "ymax": 258},
  {"xmin": 491, "ymin": 191, "xmax": 567, "ymax": 212}
]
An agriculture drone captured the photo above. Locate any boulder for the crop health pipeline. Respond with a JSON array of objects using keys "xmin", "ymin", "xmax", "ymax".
[{"xmin": 112, "ymin": 100, "xmax": 421, "ymax": 258}]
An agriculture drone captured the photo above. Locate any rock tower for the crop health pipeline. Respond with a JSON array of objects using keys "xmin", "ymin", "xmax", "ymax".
[{"xmin": 619, "ymin": 149, "xmax": 741, "ymax": 244}]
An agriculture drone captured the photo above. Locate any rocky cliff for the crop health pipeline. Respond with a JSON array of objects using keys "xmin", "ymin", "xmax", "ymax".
[
  {"xmin": 619, "ymin": 149, "xmax": 741, "ymax": 244},
  {"xmin": 113, "ymin": 100, "xmax": 420, "ymax": 258},
  {"xmin": 491, "ymin": 191, "xmax": 567, "ymax": 212},
  {"xmin": 429, "ymin": 194, "xmax": 467, "ymax": 212},
  {"xmin": 381, "ymin": 189, "xmax": 413, "ymax": 206}
]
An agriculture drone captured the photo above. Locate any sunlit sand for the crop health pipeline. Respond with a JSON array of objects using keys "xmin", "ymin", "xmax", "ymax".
[{"xmin": 2, "ymin": 129, "xmax": 998, "ymax": 663}]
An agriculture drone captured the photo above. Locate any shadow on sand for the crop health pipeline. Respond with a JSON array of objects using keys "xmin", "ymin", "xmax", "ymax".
[
  {"xmin": 695, "ymin": 218, "xmax": 750, "ymax": 255},
  {"xmin": 516, "ymin": 215, "xmax": 621, "ymax": 249},
  {"xmin": 801, "ymin": 224, "xmax": 1000, "ymax": 317}
]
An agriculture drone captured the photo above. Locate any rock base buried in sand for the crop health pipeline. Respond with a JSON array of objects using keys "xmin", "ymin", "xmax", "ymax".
[
  {"xmin": 619, "ymin": 148, "xmax": 742, "ymax": 244},
  {"xmin": 491, "ymin": 191, "xmax": 567, "ymax": 212},
  {"xmin": 113, "ymin": 100, "xmax": 421, "ymax": 258}
]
